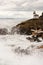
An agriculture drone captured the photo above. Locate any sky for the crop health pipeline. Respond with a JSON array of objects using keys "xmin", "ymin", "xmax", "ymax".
[{"xmin": 0, "ymin": 0, "xmax": 43, "ymax": 18}]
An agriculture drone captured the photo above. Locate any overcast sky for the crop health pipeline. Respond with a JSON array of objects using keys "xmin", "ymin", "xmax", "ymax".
[{"xmin": 0, "ymin": 0, "xmax": 43, "ymax": 18}]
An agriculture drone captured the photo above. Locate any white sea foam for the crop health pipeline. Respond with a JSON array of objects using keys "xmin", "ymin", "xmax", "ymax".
[{"xmin": 0, "ymin": 34, "xmax": 43, "ymax": 65}]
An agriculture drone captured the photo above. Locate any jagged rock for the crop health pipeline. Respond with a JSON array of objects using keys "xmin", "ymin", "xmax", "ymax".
[
  {"xmin": 26, "ymin": 37, "xmax": 34, "ymax": 42},
  {"xmin": 26, "ymin": 37, "xmax": 41, "ymax": 42},
  {"xmin": 0, "ymin": 28, "xmax": 8, "ymax": 35}
]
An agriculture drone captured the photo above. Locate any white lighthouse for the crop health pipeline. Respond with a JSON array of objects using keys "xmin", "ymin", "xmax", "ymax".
[{"xmin": 33, "ymin": 11, "xmax": 39, "ymax": 19}]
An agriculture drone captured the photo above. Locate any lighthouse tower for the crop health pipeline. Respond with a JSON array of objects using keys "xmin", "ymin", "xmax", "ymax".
[{"xmin": 33, "ymin": 11, "xmax": 39, "ymax": 19}]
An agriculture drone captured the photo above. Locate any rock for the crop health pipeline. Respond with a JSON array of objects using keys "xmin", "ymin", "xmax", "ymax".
[
  {"xmin": 0, "ymin": 28, "xmax": 8, "ymax": 35},
  {"xmin": 26, "ymin": 37, "xmax": 35, "ymax": 42},
  {"xmin": 37, "ymin": 45, "xmax": 43, "ymax": 49},
  {"xmin": 26, "ymin": 36, "xmax": 41, "ymax": 42}
]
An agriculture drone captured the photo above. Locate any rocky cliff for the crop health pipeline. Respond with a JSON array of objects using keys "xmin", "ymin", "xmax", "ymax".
[{"xmin": 11, "ymin": 13, "xmax": 43, "ymax": 35}]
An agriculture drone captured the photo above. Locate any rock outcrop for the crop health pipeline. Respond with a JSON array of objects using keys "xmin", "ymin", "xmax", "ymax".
[
  {"xmin": 11, "ymin": 12, "xmax": 43, "ymax": 38},
  {"xmin": 0, "ymin": 28, "xmax": 8, "ymax": 35}
]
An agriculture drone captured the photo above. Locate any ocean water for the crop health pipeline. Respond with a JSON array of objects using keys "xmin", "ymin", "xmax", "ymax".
[{"xmin": 0, "ymin": 34, "xmax": 43, "ymax": 65}]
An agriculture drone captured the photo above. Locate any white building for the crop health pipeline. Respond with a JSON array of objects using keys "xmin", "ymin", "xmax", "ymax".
[{"xmin": 33, "ymin": 11, "xmax": 39, "ymax": 19}]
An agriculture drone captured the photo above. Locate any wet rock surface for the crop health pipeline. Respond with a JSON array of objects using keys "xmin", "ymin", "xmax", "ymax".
[{"xmin": 0, "ymin": 28, "xmax": 8, "ymax": 35}]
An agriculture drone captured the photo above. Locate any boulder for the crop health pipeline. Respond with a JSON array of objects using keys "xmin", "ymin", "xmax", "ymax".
[
  {"xmin": 0, "ymin": 28, "xmax": 8, "ymax": 35},
  {"xmin": 26, "ymin": 36, "xmax": 41, "ymax": 42}
]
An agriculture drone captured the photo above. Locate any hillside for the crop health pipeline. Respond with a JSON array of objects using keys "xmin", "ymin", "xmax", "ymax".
[{"xmin": 14, "ymin": 13, "xmax": 43, "ymax": 35}]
